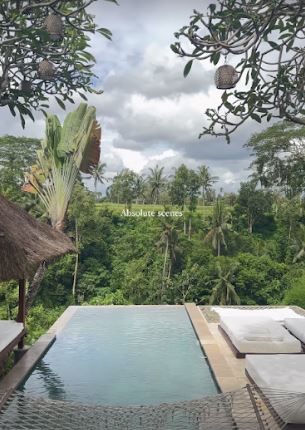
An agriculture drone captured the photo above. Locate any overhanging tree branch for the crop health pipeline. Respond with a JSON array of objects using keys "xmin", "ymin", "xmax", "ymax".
[
  {"xmin": 171, "ymin": 0, "xmax": 305, "ymax": 142},
  {"xmin": 0, "ymin": 0, "xmax": 116, "ymax": 126}
]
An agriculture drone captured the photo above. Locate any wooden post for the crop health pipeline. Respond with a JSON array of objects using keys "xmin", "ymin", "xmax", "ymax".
[{"xmin": 17, "ymin": 279, "xmax": 25, "ymax": 349}]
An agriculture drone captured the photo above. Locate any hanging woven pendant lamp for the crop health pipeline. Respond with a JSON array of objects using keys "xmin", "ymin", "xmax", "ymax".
[
  {"xmin": 214, "ymin": 65, "xmax": 238, "ymax": 89},
  {"xmin": 38, "ymin": 60, "xmax": 55, "ymax": 80},
  {"xmin": 44, "ymin": 13, "xmax": 64, "ymax": 41}
]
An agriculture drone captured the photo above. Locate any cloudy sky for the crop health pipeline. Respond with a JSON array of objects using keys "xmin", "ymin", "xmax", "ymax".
[{"xmin": 0, "ymin": 0, "xmax": 267, "ymax": 193}]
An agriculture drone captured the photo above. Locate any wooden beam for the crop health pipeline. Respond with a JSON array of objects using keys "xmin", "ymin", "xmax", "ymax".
[{"xmin": 16, "ymin": 279, "xmax": 26, "ymax": 349}]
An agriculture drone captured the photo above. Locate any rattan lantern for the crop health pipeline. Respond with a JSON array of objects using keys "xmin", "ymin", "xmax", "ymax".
[
  {"xmin": 44, "ymin": 13, "xmax": 64, "ymax": 41},
  {"xmin": 214, "ymin": 65, "xmax": 238, "ymax": 90},
  {"xmin": 20, "ymin": 80, "xmax": 32, "ymax": 93},
  {"xmin": 38, "ymin": 60, "xmax": 55, "ymax": 80}
]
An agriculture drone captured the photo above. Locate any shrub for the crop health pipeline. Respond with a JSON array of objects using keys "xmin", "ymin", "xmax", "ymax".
[{"xmin": 283, "ymin": 275, "xmax": 305, "ymax": 309}]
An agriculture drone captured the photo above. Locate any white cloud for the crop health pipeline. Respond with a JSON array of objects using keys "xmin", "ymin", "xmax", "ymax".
[
  {"xmin": 0, "ymin": 0, "xmax": 266, "ymax": 193},
  {"xmin": 150, "ymin": 149, "xmax": 178, "ymax": 161},
  {"xmin": 112, "ymin": 148, "xmax": 147, "ymax": 173},
  {"xmin": 223, "ymin": 171, "xmax": 237, "ymax": 185}
]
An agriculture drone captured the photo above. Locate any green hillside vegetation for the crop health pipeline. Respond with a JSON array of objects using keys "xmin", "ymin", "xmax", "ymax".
[
  {"xmin": 96, "ymin": 202, "xmax": 214, "ymax": 217},
  {"xmin": 1, "ymin": 120, "xmax": 305, "ymax": 345}
]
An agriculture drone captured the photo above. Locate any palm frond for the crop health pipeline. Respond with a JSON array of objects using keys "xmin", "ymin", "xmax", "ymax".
[
  {"xmin": 37, "ymin": 159, "xmax": 78, "ymax": 230},
  {"xmin": 78, "ymin": 119, "xmax": 101, "ymax": 174},
  {"xmin": 56, "ymin": 103, "xmax": 102, "ymax": 173}
]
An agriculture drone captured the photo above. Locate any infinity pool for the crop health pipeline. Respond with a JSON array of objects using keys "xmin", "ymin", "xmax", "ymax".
[{"xmin": 21, "ymin": 306, "xmax": 218, "ymax": 405}]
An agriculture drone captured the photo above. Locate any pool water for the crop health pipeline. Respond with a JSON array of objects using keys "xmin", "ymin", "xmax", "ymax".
[{"xmin": 21, "ymin": 306, "xmax": 218, "ymax": 406}]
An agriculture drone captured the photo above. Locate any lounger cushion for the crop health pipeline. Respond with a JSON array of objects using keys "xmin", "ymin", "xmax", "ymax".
[
  {"xmin": 0, "ymin": 320, "xmax": 24, "ymax": 352},
  {"xmin": 212, "ymin": 306, "xmax": 303, "ymax": 322},
  {"xmin": 220, "ymin": 315, "xmax": 302, "ymax": 354},
  {"xmin": 246, "ymin": 354, "xmax": 305, "ymax": 423},
  {"xmin": 284, "ymin": 318, "xmax": 305, "ymax": 344}
]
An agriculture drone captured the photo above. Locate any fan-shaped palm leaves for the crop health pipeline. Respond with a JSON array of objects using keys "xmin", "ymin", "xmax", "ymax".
[
  {"xmin": 36, "ymin": 159, "xmax": 78, "ymax": 231},
  {"xmin": 90, "ymin": 162, "xmax": 107, "ymax": 194},
  {"xmin": 148, "ymin": 165, "xmax": 166, "ymax": 204},
  {"xmin": 197, "ymin": 165, "xmax": 218, "ymax": 205},
  {"xmin": 23, "ymin": 103, "xmax": 101, "ymax": 231},
  {"xmin": 22, "ymin": 103, "xmax": 101, "ymax": 312},
  {"xmin": 204, "ymin": 198, "xmax": 230, "ymax": 256},
  {"xmin": 209, "ymin": 261, "xmax": 240, "ymax": 305},
  {"xmin": 134, "ymin": 174, "xmax": 146, "ymax": 204}
]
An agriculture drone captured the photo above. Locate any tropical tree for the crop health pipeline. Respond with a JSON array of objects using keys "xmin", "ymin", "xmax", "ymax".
[
  {"xmin": 272, "ymin": 191, "xmax": 286, "ymax": 218},
  {"xmin": 23, "ymin": 102, "xmax": 101, "ymax": 311},
  {"xmin": 0, "ymin": 135, "xmax": 40, "ymax": 203},
  {"xmin": 68, "ymin": 183, "xmax": 97, "ymax": 298},
  {"xmin": 283, "ymin": 275, "xmax": 305, "ymax": 309},
  {"xmin": 106, "ymin": 177, "xmax": 121, "ymax": 204},
  {"xmin": 277, "ymin": 197, "xmax": 303, "ymax": 241},
  {"xmin": 185, "ymin": 169, "xmax": 200, "ymax": 238},
  {"xmin": 209, "ymin": 261, "xmax": 240, "ymax": 305},
  {"xmin": 197, "ymin": 165, "xmax": 218, "ymax": 205},
  {"xmin": 236, "ymin": 182, "xmax": 272, "ymax": 234},
  {"xmin": 109, "ymin": 169, "xmax": 137, "ymax": 208},
  {"xmin": 291, "ymin": 225, "xmax": 305, "ymax": 263},
  {"xmin": 157, "ymin": 223, "xmax": 179, "ymax": 301},
  {"xmin": 89, "ymin": 162, "xmax": 107, "ymax": 195},
  {"xmin": 169, "ymin": 264, "xmax": 202, "ymax": 304},
  {"xmin": 246, "ymin": 122, "xmax": 305, "ymax": 196},
  {"xmin": 0, "ymin": 0, "xmax": 116, "ymax": 125},
  {"xmin": 134, "ymin": 174, "xmax": 146, "ymax": 204},
  {"xmin": 223, "ymin": 192, "xmax": 237, "ymax": 207},
  {"xmin": 169, "ymin": 164, "xmax": 189, "ymax": 210},
  {"xmin": 172, "ymin": 1, "xmax": 305, "ymax": 142},
  {"xmin": 204, "ymin": 198, "xmax": 230, "ymax": 256},
  {"xmin": 147, "ymin": 165, "xmax": 166, "ymax": 204},
  {"xmin": 169, "ymin": 165, "xmax": 200, "ymax": 236},
  {"xmin": 23, "ymin": 103, "xmax": 101, "ymax": 230}
]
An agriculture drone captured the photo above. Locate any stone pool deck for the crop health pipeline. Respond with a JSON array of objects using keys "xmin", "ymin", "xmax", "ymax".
[
  {"xmin": 185, "ymin": 303, "xmax": 248, "ymax": 392},
  {"xmin": 187, "ymin": 304, "xmax": 305, "ymax": 394}
]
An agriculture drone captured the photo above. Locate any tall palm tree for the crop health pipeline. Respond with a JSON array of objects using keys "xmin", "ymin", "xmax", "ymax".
[
  {"xmin": 134, "ymin": 174, "xmax": 146, "ymax": 204},
  {"xmin": 90, "ymin": 161, "xmax": 107, "ymax": 194},
  {"xmin": 157, "ymin": 223, "xmax": 179, "ymax": 301},
  {"xmin": 157, "ymin": 223, "xmax": 179, "ymax": 279},
  {"xmin": 197, "ymin": 165, "xmax": 218, "ymax": 205},
  {"xmin": 204, "ymin": 198, "xmax": 230, "ymax": 256},
  {"xmin": 22, "ymin": 103, "xmax": 101, "ymax": 310},
  {"xmin": 147, "ymin": 165, "xmax": 166, "ymax": 204},
  {"xmin": 209, "ymin": 261, "xmax": 240, "ymax": 305}
]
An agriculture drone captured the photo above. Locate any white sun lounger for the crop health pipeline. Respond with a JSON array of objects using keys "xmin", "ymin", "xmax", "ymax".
[
  {"xmin": 219, "ymin": 315, "xmax": 302, "ymax": 357},
  {"xmin": 0, "ymin": 320, "xmax": 25, "ymax": 363},
  {"xmin": 284, "ymin": 318, "xmax": 305, "ymax": 347},
  {"xmin": 246, "ymin": 354, "xmax": 305, "ymax": 424}
]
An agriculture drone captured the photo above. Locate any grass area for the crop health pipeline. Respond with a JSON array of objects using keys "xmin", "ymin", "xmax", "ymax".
[{"xmin": 96, "ymin": 202, "xmax": 214, "ymax": 216}]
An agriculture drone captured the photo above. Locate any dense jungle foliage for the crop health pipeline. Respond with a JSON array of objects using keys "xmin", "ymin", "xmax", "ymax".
[{"xmin": 1, "ymin": 121, "xmax": 305, "ymax": 344}]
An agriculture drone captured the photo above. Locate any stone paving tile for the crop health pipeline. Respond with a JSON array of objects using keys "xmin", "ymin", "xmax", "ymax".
[
  {"xmin": 217, "ymin": 376, "xmax": 244, "ymax": 392},
  {"xmin": 185, "ymin": 304, "xmax": 249, "ymax": 393}
]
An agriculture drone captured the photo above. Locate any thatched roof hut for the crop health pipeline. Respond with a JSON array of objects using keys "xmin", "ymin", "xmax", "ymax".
[{"xmin": 0, "ymin": 194, "xmax": 75, "ymax": 282}]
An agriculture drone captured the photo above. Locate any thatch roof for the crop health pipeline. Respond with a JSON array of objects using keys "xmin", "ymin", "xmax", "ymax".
[{"xmin": 0, "ymin": 195, "xmax": 75, "ymax": 281}]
